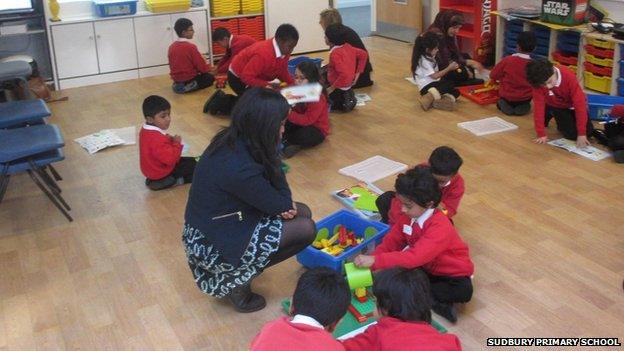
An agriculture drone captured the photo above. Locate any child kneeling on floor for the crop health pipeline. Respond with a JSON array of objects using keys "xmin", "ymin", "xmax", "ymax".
[
  {"xmin": 412, "ymin": 31, "xmax": 460, "ymax": 111},
  {"xmin": 250, "ymin": 267, "xmax": 350, "ymax": 351},
  {"xmin": 168, "ymin": 18, "xmax": 215, "ymax": 94},
  {"xmin": 281, "ymin": 61, "xmax": 330, "ymax": 158},
  {"xmin": 354, "ymin": 165, "xmax": 474, "ymax": 323},
  {"xmin": 139, "ymin": 95, "xmax": 196, "ymax": 190},
  {"xmin": 341, "ymin": 268, "xmax": 462, "ymax": 351}
]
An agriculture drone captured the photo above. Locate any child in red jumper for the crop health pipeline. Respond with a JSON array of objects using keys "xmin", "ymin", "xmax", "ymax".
[
  {"xmin": 204, "ymin": 24, "xmax": 298, "ymax": 115},
  {"xmin": 376, "ymin": 146, "xmax": 465, "ymax": 224},
  {"xmin": 211, "ymin": 27, "xmax": 257, "ymax": 75},
  {"xmin": 526, "ymin": 58, "xmax": 593, "ymax": 148},
  {"xmin": 341, "ymin": 268, "xmax": 462, "ymax": 351},
  {"xmin": 490, "ymin": 31, "xmax": 536, "ymax": 116},
  {"xmin": 354, "ymin": 165, "xmax": 474, "ymax": 323},
  {"xmin": 250, "ymin": 267, "xmax": 350, "ymax": 351},
  {"xmin": 282, "ymin": 61, "xmax": 330, "ymax": 158},
  {"xmin": 324, "ymin": 23, "xmax": 368, "ymax": 112},
  {"xmin": 168, "ymin": 18, "xmax": 214, "ymax": 94},
  {"xmin": 139, "ymin": 96, "xmax": 196, "ymax": 191}
]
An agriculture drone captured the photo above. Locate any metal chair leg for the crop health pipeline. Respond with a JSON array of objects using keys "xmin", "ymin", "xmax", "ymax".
[
  {"xmin": 27, "ymin": 169, "xmax": 73, "ymax": 222},
  {"xmin": 30, "ymin": 162, "xmax": 61, "ymax": 194},
  {"xmin": 47, "ymin": 164, "xmax": 62, "ymax": 181},
  {"xmin": 0, "ymin": 164, "xmax": 9, "ymax": 203}
]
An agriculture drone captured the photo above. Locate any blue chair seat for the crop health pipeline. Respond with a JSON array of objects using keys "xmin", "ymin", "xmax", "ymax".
[
  {"xmin": 6, "ymin": 148, "xmax": 64, "ymax": 175},
  {"xmin": 0, "ymin": 99, "xmax": 51, "ymax": 129},
  {"xmin": 0, "ymin": 124, "xmax": 64, "ymax": 163},
  {"xmin": 0, "ymin": 61, "xmax": 32, "ymax": 81}
]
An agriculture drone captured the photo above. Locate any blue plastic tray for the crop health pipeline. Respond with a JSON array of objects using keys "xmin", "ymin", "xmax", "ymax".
[
  {"xmin": 620, "ymin": 60, "xmax": 624, "ymax": 79},
  {"xmin": 93, "ymin": 0, "xmax": 137, "ymax": 17},
  {"xmin": 296, "ymin": 209, "xmax": 389, "ymax": 273},
  {"xmin": 557, "ymin": 42, "xmax": 579, "ymax": 54},
  {"xmin": 287, "ymin": 57, "xmax": 323, "ymax": 77},
  {"xmin": 619, "ymin": 78, "xmax": 624, "ymax": 96},
  {"xmin": 587, "ymin": 94, "xmax": 624, "ymax": 120}
]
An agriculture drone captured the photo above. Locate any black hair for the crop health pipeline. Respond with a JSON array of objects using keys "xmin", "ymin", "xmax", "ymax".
[
  {"xmin": 325, "ymin": 23, "xmax": 347, "ymax": 46},
  {"xmin": 212, "ymin": 27, "xmax": 230, "ymax": 41},
  {"xmin": 411, "ymin": 31, "xmax": 441, "ymax": 76},
  {"xmin": 526, "ymin": 58, "xmax": 554, "ymax": 87},
  {"xmin": 295, "ymin": 61, "xmax": 327, "ymax": 96},
  {"xmin": 142, "ymin": 95, "xmax": 170, "ymax": 118},
  {"xmin": 275, "ymin": 23, "xmax": 299, "ymax": 43},
  {"xmin": 292, "ymin": 267, "xmax": 350, "ymax": 326},
  {"xmin": 394, "ymin": 165, "xmax": 441, "ymax": 208},
  {"xmin": 174, "ymin": 18, "xmax": 193, "ymax": 37},
  {"xmin": 373, "ymin": 268, "xmax": 432, "ymax": 323},
  {"xmin": 206, "ymin": 88, "xmax": 289, "ymax": 184},
  {"xmin": 516, "ymin": 31, "xmax": 536, "ymax": 53},
  {"xmin": 429, "ymin": 146, "xmax": 463, "ymax": 176}
]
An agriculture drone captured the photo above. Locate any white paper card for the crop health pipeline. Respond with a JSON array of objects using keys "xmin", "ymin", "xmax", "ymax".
[
  {"xmin": 74, "ymin": 130, "xmax": 125, "ymax": 154},
  {"xmin": 547, "ymin": 138, "xmax": 611, "ymax": 161},
  {"xmin": 457, "ymin": 117, "xmax": 519, "ymax": 136},
  {"xmin": 280, "ymin": 83, "xmax": 323, "ymax": 105},
  {"xmin": 339, "ymin": 155, "xmax": 408, "ymax": 183}
]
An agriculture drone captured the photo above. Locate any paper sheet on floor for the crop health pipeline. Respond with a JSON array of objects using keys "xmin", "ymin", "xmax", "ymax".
[
  {"xmin": 547, "ymin": 138, "xmax": 611, "ymax": 161},
  {"xmin": 74, "ymin": 126, "xmax": 136, "ymax": 154},
  {"xmin": 356, "ymin": 93, "xmax": 371, "ymax": 107},
  {"xmin": 457, "ymin": 117, "xmax": 518, "ymax": 136},
  {"xmin": 339, "ymin": 155, "xmax": 408, "ymax": 183}
]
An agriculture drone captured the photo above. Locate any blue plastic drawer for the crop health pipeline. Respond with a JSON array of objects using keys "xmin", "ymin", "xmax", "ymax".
[
  {"xmin": 288, "ymin": 56, "xmax": 323, "ymax": 77},
  {"xmin": 534, "ymin": 45, "xmax": 549, "ymax": 56},
  {"xmin": 296, "ymin": 209, "xmax": 389, "ymax": 273},
  {"xmin": 93, "ymin": 0, "xmax": 137, "ymax": 17},
  {"xmin": 536, "ymin": 37, "xmax": 550, "ymax": 47},
  {"xmin": 587, "ymin": 94, "xmax": 624, "ymax": 120},
  {"xmin": 557, "ymin": 42, "xmax": 579, "ymax": 54},
  {"xmin": 620, "ymin": 60, "xmax": 624, "ymax": 79}
]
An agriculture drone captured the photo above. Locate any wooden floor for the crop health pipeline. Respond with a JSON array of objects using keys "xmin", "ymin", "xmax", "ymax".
[{"xmin": 1, "ymin": 36, "xmax": 623, "ymax": 350}]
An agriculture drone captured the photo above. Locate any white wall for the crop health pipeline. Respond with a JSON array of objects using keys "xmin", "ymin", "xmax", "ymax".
[{"xmin": 337, "ymin": 0, "xmax": 371, "ymax": 8}]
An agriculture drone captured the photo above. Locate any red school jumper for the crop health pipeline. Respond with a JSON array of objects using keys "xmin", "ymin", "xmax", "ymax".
[
  {"xmin": 489, "ymin": 53, "xmax": 533, "ymax": 102},
  {"xmin": 216, "ymin": 34, "xmax": 257, "ymax": 75},
  {"xmin": 341, "ymin": 317, "xmax": 462, "ymax": 351},
  {"xmin": 250, "ymin": 317, "xmax": 344, "ymax": 351},
  {"xmin": 168, "ymin": 39, "xmax": 210, "ymax": 83},
  {"xmin": 327, "ymin": 43, "xmax": 368, "ymax": 89},
  {"xmin": 229, "ymin": 38, "xmax": 294, "ymax": 87},
  {"xmin": 371, "ymin": 209, "xmax": 474, "ymax": 276},
  {"xmin": 288, "ymin": 94, "xmax": 330, "ymax": 136},
  {"xmin": 139, "ymin": 125, "xmax": 183, "ymax": 180},
  {"xmin": 532, "ymin": 65, "xmax": 589, "ymax": 137}
]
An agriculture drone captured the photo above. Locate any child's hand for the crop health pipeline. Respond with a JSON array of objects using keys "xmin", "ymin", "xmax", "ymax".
[
  {"xmin": 280, "ymin": 209, "xmax": 297, "ymax": 220},
  {"xmin": 327, "ymin": 86, "xmax": 336, "ymax": 95},
  {"xmin": 354, "ymin": 254, "xmax": 375, "ymax": 268},
  {"xmin": 352, "ymin": 73, "xmax": 361, "ymax": 86},
  {"xmin": 172, "ymin": 135, "xmax": 182, "ymax": 144},
  {"xmin": 533, "ymin": 136, "xmax": 548, "ymax": 144},
  {"xmin": 448, "ymin": 62, "xmax": 460, "ymax": 71},
  {"xmin": 209, "ymin": 67, "xmax": 218, "ymax": 75},
  {"xmin": 576, "ymin": 135, "xmax": 590, "ymax": 148}
]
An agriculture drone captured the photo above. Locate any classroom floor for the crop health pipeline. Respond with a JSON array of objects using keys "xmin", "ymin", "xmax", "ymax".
[{"xmin": 1, "ymin": 36, "xmax": 623, "ymax": 350}]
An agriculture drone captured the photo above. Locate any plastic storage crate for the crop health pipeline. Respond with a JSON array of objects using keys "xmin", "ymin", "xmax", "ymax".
[
  {"xmin": 211, "ymin": 0, "xmax": 240, "ymax": 17},
  {"xmin": 241, "ymin": 0, "xmax": 263, "ymax": 14},
  {"xmin": 587, "ymin": 94, "xmax": 624, "ymax": 119},
  {"xmin": 584, "ymin": 71, "xmax": 611, "ymax": 94},
  {"xmin": 296, "ymin": 209, "xmax": 389, "ymax": 273},
  {"xmin": 145, "ymin": 0, "xmax": 190, "ymax": 12},
  {"xmin": 211, "ymin": 18, "xmax": 239, "ymax": 56},
  {"xmin": 619, "ymin": 78, "xmax": 624, "ymax": 96},
  {"xmin": 585, "ymin": 53, "xmax": 613, "ymax": 67},
  {"xmin": 620, "ymin": 60, "xmax": 624, "ymax": 78},
  {"xmin": 238, "ymin": 16, "xmax": 264, "ymax": 41},
  {"xmin": 584, "ymin": 61, "xmax": 613, "ymax": 76},
  {"xmin": 288, "ymin": 56, "xmax": 323, "ymax": 76},
  {"xmin": 585, "ymin": 45, "xmax": 614, "ymax": 59},
  {"xmin": 552, "ymin": 51, "xmax": 577, "ymax": 65},
  {"xmin": 587, "ymin": 38, "xmax": 615, "ymax": 50},
  {"xmin": 557, "ymin": 41, "xmax": 579, "ymax": 54},
  {"xmin": 458, "ymin": 84, "xmax": 499, "ymax": 105},
  {"xmin": 93, "ymin": 0, "xmax": 137, "ymax": 17}
]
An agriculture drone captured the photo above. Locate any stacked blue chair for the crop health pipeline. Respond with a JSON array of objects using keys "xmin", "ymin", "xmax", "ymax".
[
  {"xmin": 0, "ymin": 61, "xmax": 32, "ymax": 99},
  {"xmin": 0, "ymin": 100, "xmax": 72, "ymax": 221}
]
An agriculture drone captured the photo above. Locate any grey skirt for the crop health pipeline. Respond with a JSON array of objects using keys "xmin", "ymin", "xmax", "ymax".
[{"xmin": 182, "ymin": 216, "xmax": 282, "ymax": 298}]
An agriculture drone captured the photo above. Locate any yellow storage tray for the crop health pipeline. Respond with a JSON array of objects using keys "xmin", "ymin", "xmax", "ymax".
[
  {"xmin": 585, "ymin": 53, "xmax": 613, "ymax": 67},
  {"xmin": 211, "ymin": 0, "xmax": 241, "ymax": 17},
  {"xmin": 583, "ymin": 71, "xmax": 611, "ymax": 94},
  {"xmin": 587, "ymin": 38, "xmax": 615, "ymax": 50},
  {"xmin": 553, "ymin": 60, "xmax": 577, "ymax": 73},
  {"xmin": 145, "ymin": 0, "xmax": 190, "ymax": 12},
  {"xmin": 241, "ymin": 0, "xmax": 263, "ymax": 13}
]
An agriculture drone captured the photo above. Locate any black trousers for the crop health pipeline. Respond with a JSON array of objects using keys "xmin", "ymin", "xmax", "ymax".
[
  {"xmin": 545, "ymin": 106, "xmax": 594, "ymax": 140},
  {"xmin": 328, "ymin": 88, "xmax": 356, "ymax": 112},
  {"xmin": 171, "ymin": 157, "xmax": 197, "ymax": 183},
  {"xmin": 500, "ymin": 97, "xmax": 531, "ymax": 107},
  {"xmin": 191, "ymin": 73, "xmax": 215, "ymax": 90},
  {"xmin": 420, "ymin": 81, "xmax": 460, "ymax": 99},
  {"xmin": 227, "ymin": 71, "xmax": 248, "ymax": 96},
  {"xmin": 283, "ymin": 121, "xmax": 325, "ymax": 148},
  {"xmin": 352, "ymin": 69, "xmax": 373, "ymax": 89},
  {"xmin": 375, "ymin": 190, "xmax": 395, "ymax": 224},
  {"xmin": 427, "ymin": 273, "xmax": 473, "ymax": 304}
]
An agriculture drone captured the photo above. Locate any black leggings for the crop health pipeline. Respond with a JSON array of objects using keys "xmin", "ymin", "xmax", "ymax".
[
  {"xmin": 545, "ymin": 106, "xmax": 594, "ymax": 140},
  {"xmin": 420, "ymin": 81, "xmax": 460, "ymax": 99},
  {"xmin": 227, "ymin": 71, "xmax": 248, "ymax": 96},
  {"xmin": 427, "ymin": 273, "xmax": 473, "ymax": 304},
  {"xmin": 283, "ymin": 121, "xmax": 325, "ymax": 148},
  {"xmin": 172, "ymin": 157, "xmax": 197, "ymax": 183},
  {"xmin": 266, "ymin": 202, "xmax": 316, "ymax": 267}
]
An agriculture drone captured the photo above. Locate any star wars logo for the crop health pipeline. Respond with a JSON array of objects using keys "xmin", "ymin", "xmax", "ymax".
[{"xmin": 543, "ymin": 1, "xmax": 571, "ymax": 16}]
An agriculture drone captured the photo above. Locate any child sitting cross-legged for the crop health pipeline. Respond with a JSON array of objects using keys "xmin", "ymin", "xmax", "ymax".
[
  {"xmin": 341, "ymin": 268, "xmax": 463, "ymax": 351},
  {"xmin": 139, "ymin": 95, "xmax": 196, "ymax": 190},
  {"xmin": 168, "ymin": 18, "xmax": 215, "ymax": 94},
  {"xmin": 250, "ymin": 267, "xmax": 350, "ymax": 351},
  {"xmin": 354, "ymin": 165, "xmax": 474, "ymax": 323},
  {"xmin": 281, "ymin": 61, "xmax": 330, "ymax": 158}
]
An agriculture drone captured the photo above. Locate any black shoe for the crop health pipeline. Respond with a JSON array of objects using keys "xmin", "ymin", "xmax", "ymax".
[
  {"xmin": 513, "ymin": 103, "xmax": 531, "ymax": 116},
  {"xmin": 496, "ymin": 99, "xmax": 515, "ymax": 116},
  {"xmin": 342, "ymin": 89, "xmax": 357, "ymax": 112},
  {"xmin": 227, "ymin": 283, "xmax": 266, "ymax": 313},
  {"xmin": 613, "ymin": 150, "xmax": 624, "ymax": 163},
  {"xmin": 591, "ymin": 129, "xmax": 609, "ymax": 146},
  {"xmin": 282, "ymin": 144, "xmax": 302, "ymax": 159},
  {"xmin": 203, "ymin": 89, "xmax": 225, "ymax": 114},
  {"xmin": 145, "ymin": 176, "xmax": 176, "ymax": 191},
  {"xmin": 432, "ymin": 301, "xmax": 458, "ymax": 323}
]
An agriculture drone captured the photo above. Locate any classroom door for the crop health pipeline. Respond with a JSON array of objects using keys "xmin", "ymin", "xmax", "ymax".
[{"xmin": 374, "ymin": 0, "xmax": 422, "ymax": 42}]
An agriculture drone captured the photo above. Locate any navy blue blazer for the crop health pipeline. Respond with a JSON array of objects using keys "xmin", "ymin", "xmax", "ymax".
[{"xmin": 184, "ymin": 137, "xmax": 292, "ymax": 265}]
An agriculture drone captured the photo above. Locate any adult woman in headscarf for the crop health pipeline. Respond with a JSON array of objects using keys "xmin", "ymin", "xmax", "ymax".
[
  {"xmin": 319, "ymin": 8, "xmax": 374, "ymax": 88},
  {"xmin": 427, "ymin": 10, "xmax": 484, "ymax": 86}
]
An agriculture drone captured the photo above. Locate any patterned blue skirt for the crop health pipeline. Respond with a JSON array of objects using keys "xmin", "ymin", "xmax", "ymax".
[{"xmin": 182, "ymin": 216, "xmax": 282, "ymax": 298}]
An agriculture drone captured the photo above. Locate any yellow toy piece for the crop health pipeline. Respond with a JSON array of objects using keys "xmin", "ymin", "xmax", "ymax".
[
  {"xmin": 312, "ymin": 240, "xmax": 324, "ymax": 249},
  {"xmin": 354, "ymin": 287, "xmax": 367, "ymax": 298}
]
